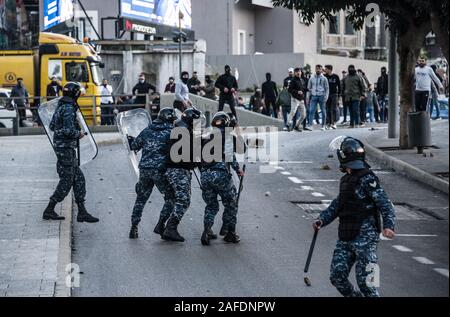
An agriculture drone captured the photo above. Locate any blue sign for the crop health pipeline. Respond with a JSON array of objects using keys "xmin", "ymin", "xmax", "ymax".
[
  {"xmin": 44, "ymin": 0, "xmax": 74, "ymax": 30},
  {"xmin": 120, "ymin": 0, "xmax": 191, "ymax": 29}
]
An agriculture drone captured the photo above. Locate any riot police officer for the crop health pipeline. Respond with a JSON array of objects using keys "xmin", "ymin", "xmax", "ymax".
[
  {"xmin": 314, "ymin": 137, "xmax": 396, "ymax": 297},
  {"xmin": 163, "ymin": 108, "xmax": 204, "ymax": 242},
  {"xmin": 43, "ymin": 82, "xmax": 99, "ymax": 223},
  {"xmin": 200, "ymin": 112, "xmax": 245, "ymax": 246},
  {"xmin": 128, "ymin": 108, "xmax": 178, "ymax": 239}
]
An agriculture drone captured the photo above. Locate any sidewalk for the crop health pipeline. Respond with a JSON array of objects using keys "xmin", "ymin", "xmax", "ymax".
[
  {"xmin": 364, "ymin": 120, "xmax": 449, "ymax": 194},
  {"xmin": 0, "ymin": 133, "xmax": 119, "ymax": 297}
]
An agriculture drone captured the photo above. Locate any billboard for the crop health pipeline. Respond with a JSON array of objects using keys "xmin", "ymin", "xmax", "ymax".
[
  {"xmin": 43, "ymin": 0, "xmax": 75, "ymax": 30},
  {"xmin": 120, "ymin": 0, "xmax": 192, "ymax": 29}
]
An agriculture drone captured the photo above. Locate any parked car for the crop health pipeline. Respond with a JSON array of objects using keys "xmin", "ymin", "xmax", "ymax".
[
  {"xmin": 0, "ymin": 88, "xmax": 34, "ymax": 128},
  {"xmin": 432, "ymin": 96, "xmax": 449, "ymax": 119}
]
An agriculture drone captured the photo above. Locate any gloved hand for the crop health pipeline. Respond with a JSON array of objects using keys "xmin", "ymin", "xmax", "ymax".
[{"xmin": 127, "ymin": 135, "xmax": 135, "ymax": 150}]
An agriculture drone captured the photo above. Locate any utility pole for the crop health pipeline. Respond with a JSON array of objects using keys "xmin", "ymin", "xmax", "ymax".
[
  {"xmin": 178, "ymin": 11, "xmax": 184, "ymax": 79},
  {"xmin": 388, "ymin": 29, "xmax": 399, "ymax": 139}
]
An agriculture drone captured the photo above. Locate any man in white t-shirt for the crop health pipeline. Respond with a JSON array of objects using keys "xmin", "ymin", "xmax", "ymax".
[
  {"xmin": 415, "ymin": 57, "xmax": 444, "ymax": 112},
  {"xmin": 100, "ymin": 79, "xmax": 115, "ymax": 125}
]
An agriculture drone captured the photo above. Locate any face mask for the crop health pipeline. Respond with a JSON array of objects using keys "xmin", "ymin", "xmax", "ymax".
[
  {"xmin": 349, "ymin": 69, "xmax": 356, "ymax": 75},
  {"xmin": 103, "ymin": 84, "xmax": 108, "ymax": 87},
  {"xmin": 225, "ymin": 68, "xmax": 231, "ymax": 74},
  {"xmin": 182, "ymin": 78, "xmax": 189, "ymax": 84}
]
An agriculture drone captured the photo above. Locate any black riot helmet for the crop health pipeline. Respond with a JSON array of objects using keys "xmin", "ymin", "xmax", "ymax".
[
  {"xmin": 181, "ymin": 107, "xmax": 202, "ymax": 127},
  {"xmin": 212, "ymin": 112, "xmax": 231, "ymax": 129},
  {"xmin": 62, "ymin": 82, "xmax": 84, "ymax": 101},
  {"xmin": 337, "ymin": 137, "xmax": 367, "ymax": 170},
  {"xmin": 158, "ymin": 107, "xmax": 178, "ymax": 123}
]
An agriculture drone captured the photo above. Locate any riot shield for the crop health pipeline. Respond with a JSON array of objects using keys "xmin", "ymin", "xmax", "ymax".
[
  {"xmin": 38, "ymin": 97, "xmax": 98, "ymax": 166},
  {"xmin": 116, "ymin": 108, "xmax": 152, "ymax": 177}
]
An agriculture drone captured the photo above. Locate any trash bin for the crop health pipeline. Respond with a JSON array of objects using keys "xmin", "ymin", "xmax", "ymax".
[{"xmin": 408, "ymin": 111, "xmax": 432, "ymax": 153}]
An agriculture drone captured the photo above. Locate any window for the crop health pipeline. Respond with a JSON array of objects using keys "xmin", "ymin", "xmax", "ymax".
[
  {"xmin": 328, "ymin": 14, "xmax": 340, "ymax": 34},
  {"xmin": 238, "ymin": 30, "xmax": 246, "ymax": 55},
  {"xmin": 48, "ymin": 60, "xmax": 63, "ymax": 81},
  {"xmin": 345, "ymin": 16, "xmax": 355, "ymax": 35},
  {"xmin": 90, "ymin": 64, "xmax": 103, "ymax": 86},
  {"xmin": 65, "ymin": 62, "xmax": 89, "ymax": 83}
]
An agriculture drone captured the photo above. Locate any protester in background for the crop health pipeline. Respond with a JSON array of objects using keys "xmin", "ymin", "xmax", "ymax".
[
  {"xmin": 376, "ymin": 67, "xmax": 389, "ymax": 123},
  {"xmin": 341, "ymin": 70, "xmax": 349, "ymax": 125},
  {"xmin": 174, "ymin": 71, "xmax": 192, "ymax": 111},
  {"xmin": 414, "ymin": 57, "xmax": 443, "ymax": 112},
  {"xmin": 430, "ymin": 65, "xmax": 443, "ymax": 120},
  {"xmin": 187, "ymin": 71, "xmax": 201, "ymax": 95},
  {"xmin": 284, "ymin": 68, "xmax": 295, "ymax": 89},
  {"xmin": 249, "ymin": 87, "xmax": 264, "ymax": 113},
  {"xmin": 216, "ymin": 65, "xmax": 238, "ymax": 118},
  {"xmin": 262, "ymin": 73, "xmax": 279, "ymax": 118},
  {"xmin": 203, "ymin": 75, "xmax": 217, "ymax": 100},
  {"xmin": 46, "ymin": 76, "xmax": 63, "ymax": 100},
  {"xmin": 357, "ymin": 69, "xmax": 370, "ymax": 127},
  {"xmin": 164, "ymin": 77, "xmax": 176, "ymax": 93},
  {"xmin": 288, "ymin": 67, "xmax": 308, "ymax": 132},
  {"xmin": 324, "ymin": 65, "xmax": 341, "ymax": 130},
  {"xmin": 277, "ymin": 84, "xmax": 292, "ymax": 130},
  {"xmin": 10, "ymin": 78, "xmax": 30, "ymax": 127},
  {"xmin": 132, "ymin": 74, "xmax": 156, "ymax": 106},
  {"xmin": 237, "ymin": 97, "xmax": 246, "ymax": 109},
  {"xmin": 343, "ymin": 65, "xmax": 366, "ymax": 129},
  {"xmin": 100, "ymin": 79, "xmax": 115, "ymax": 126},
  {"xmin": 307, "ymin": 65, "xmax": 329, "ymax": 130},
  {"xmin": 366, "ymin": 84, "xmax": 379, "ymax": 123}
]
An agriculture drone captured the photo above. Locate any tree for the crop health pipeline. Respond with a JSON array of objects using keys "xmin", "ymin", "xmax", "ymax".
[{"xmin": 272, "ymin": 0, "xmax": 449, "ymax": 149}]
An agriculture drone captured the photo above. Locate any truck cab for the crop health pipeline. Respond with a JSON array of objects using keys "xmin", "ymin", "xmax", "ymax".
[{"xmin": 0, "ymin": 32, "xmax": 105, "ymax": 124}]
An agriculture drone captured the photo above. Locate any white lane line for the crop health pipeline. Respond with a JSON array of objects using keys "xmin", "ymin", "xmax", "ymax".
[
  {"xmin": 433, "ymin": 268, "xmax": 449, "ymax": 278},
  {"xmin": 413, "ymin": 257, "xmax": 435, "ymax": 265},
  {"xmin": 301, "ymin": 186, "xmax": 314, "ymax": 191},
  {"xmin": 312, "ymin": 192, "xmax": 325, "ymax": 197},
  {"xmin": 392, "ymin": 245, "xmax": 413, "ymax": 253},
  {"xmin": 288, "ymin": 177, "xmax": 303, "ymax": 184},
  {"xmin": 274, "ymin": 166, "xmax": 285, "ymax": 170},
  {"xmin": 299, "ymin": 179, "xmax": 340, "ymax": 182},
  {"xmin": 281, "ymin": 172, "xmax": 292, "ymax": 176},
  {"xmin": 396, "ymin": 234, "xmax": 438, "ymax": 238}
]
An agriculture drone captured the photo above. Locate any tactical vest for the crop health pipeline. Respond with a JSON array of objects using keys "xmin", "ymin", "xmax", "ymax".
[{"xmin": 337, "ymin": 169, "xmax": 380, "ymax": 242}]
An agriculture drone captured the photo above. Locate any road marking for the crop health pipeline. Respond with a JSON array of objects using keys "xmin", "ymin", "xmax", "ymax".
[
  {"xmin": 433, "ymin": 268, "xmax": 449, "ymax": 278},
  {"xmin": 281, "ymin": 171, "xmax": 292, "ymax": 176},
  {"xmin": 274, "ymin": 166, "xmax": 284, "ymax": 170},
  {"xmin": 312, "ymin": 192, "xmax": 325, "ymax": 198},
  {"xmin": 298, "ymin": 179, "xmax": 340, "ymax": 182},
  {"xmin": 396, "ymin": 234, "xmax": 438, "ymax": 238},
  {"xmin": 301, "ymin": 186, "xmax": 314, "ymax": 191},
  {"xmin": 288, "ymin": 177, "xmax": 303, "ymax": 184},
  {"xmin": 413, "ymin": 257, "xmax": 435, "ymax": 265},
  {"xmin": 392, "ymin": 245, "xmax": 413, "ymax": 253}
]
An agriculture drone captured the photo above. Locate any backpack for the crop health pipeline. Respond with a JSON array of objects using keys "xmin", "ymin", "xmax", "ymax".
[{"xmin": 277, "ymin": 89, "xmax": 291, "ymax": 107}]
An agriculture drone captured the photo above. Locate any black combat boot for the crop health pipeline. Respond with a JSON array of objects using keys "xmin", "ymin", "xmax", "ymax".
[
  {"xmin": 162, "ymin": 216, "xmax": 185, "ymax": 242},
  {"xmin": 77, "ymin": 203, "xmax": 99, "ymax": 223},
  {"xmin": 42, "ymin": 199, "xmax": 65, "ymax": 221},
  {"xmin": 224, "ymin": 224, "xmax": 240, "ymax": 244},
  {"xmin": 153, "ymin": 216, "xmax": 168, "ymax": 237},
  {"xmin": 129, "ymin": 225, "xmax": 139, "ymax": 239},
  {"xmin": 201, "ymin": 225, "xmax": 217, "ymax": 246}
]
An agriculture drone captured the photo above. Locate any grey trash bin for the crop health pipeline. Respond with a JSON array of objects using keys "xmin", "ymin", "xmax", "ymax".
[{"xmin": 408, "ymin": 111, "xmax": 432, "ymax": 152}]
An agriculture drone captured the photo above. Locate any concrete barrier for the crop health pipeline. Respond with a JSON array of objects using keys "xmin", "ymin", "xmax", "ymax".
[{"xmin": 161, "ymin": 93, "xmax": 285, "ymax": 130}]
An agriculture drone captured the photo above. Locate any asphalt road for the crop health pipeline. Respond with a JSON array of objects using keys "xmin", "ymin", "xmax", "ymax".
[{"xmin": 72, "ymin": 127, "xmax": 449, "ymax": 297}]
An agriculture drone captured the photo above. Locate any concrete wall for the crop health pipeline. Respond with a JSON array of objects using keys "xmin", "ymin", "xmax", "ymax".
[
  {"xmin": 293, "ymin": 16, "xmax": 319, "ymax": 54},
  {"xmin": 160, "ymin": 93, "xmax": 284, "ymax": 129},
  {"xmin": 232, "ymin": 0, "xmax": 256, "ymax": 55},
  {"xmin": 254, "ymin": 6, "xmax": 293, "ymax": 53},
  {"xmin": 100, "ymin": 41, "xmax": 206, "ymax": 94},
  {"xmin": 192, "ymin": 0, "xmax": 232, "ymax": 55},
  {"xmin": 207, "ymin": 52, "xmax": 388, "ymax": 90}
]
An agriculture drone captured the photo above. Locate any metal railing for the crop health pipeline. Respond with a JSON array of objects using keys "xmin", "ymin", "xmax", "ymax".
[{"xmin": 0, "ymin": 94, "xmax": 159, "ymax": 136}]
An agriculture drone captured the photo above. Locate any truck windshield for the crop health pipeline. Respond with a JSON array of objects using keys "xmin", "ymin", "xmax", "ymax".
[{"xmin": 90, "ymin": 64, "xmax": 103, "ymax": 86}]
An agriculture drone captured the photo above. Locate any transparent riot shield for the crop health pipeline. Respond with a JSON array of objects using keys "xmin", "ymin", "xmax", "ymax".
[
  {"xmin": 38, "ymin": 97, "xmax": 98, "ymax": 166},
  {"xmin": 116, "ymin": 108, "xmax": 152, "ymax": 177}
]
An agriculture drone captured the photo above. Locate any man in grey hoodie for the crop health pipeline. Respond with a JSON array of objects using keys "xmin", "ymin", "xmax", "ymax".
[{"xmin": 307, "ymin": 65, "xmax": 329, "ymax": 130}]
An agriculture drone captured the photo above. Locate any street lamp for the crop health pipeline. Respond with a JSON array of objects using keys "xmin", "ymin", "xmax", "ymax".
[{"xmin": 173, "ymin": 11, "xmax": 187, "ymax": 79}]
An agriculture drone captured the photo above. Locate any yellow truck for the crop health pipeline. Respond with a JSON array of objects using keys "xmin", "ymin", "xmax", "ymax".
[{"xmin": 0, "ymin": 32, "xmax": 104, "ymax": 123}]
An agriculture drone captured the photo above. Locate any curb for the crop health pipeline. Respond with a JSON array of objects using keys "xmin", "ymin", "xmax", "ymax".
[
  {"xmin": 365, "ymin": 143, "xmax": 449, "ymax": 195},
  {"xmin": 54, "ymin": 191, "xmax": 73, "ymax": 297}
]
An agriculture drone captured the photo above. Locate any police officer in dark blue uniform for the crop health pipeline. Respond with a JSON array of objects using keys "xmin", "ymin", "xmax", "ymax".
[
  {"xmin": 200, "ymin": 112, "xmax": 245, "ymax": 246},
  {"xmin": 314, "ymin": 137, "xmax": 396, "ymax": 297},
  {"xmin": 163, "ymin": 108, "xmax": 204, "ymax": 242},
  {"xmin": 128, "ymin": 108, "xmax": 178, "ymax": 239},
  {"xmin": 43, "ymin": 82, "xmax": 99, "ymax": 223}
]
